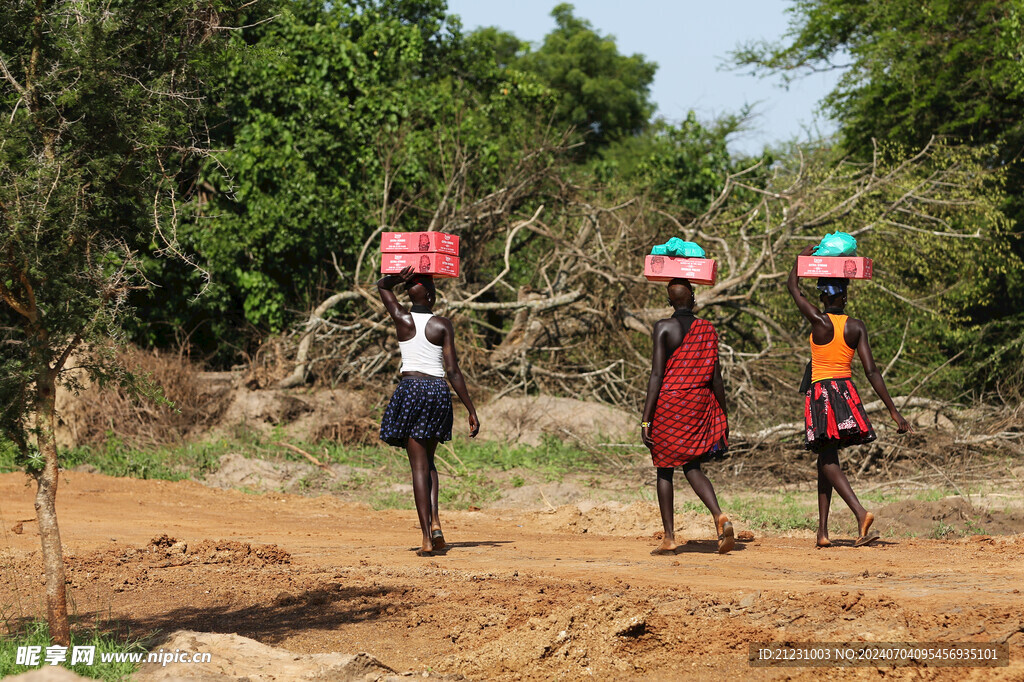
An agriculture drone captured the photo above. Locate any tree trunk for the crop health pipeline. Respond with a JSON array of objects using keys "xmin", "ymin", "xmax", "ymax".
[{"xmin": 33, "ymin": 370, "xmax": 70, "ymax": 646}]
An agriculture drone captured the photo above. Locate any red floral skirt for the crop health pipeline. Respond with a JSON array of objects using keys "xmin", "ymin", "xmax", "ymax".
[{"xmin": 804, "ymin": 378, "xmax": 876, "ymax": 451}]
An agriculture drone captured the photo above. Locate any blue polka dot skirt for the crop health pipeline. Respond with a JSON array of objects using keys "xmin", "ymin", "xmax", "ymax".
[{"xmin": 379, "ymin": 377, "xmax": 454, "ymax": 447}]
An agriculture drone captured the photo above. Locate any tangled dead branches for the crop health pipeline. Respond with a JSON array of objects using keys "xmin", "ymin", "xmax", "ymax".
[{"xmin": 272, "ymin": 136, "xmax": 1005, "ymax": 430}]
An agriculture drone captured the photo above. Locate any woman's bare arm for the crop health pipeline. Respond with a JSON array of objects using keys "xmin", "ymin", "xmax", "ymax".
[
  {"xmin": 440, "ymin": 318, "xmax": 479, "ymax": 437},
  {"xmin": 376, "ymin": 266, "xmax": 416, "ymax": 331},
  {"xmin": 788, "ymin": 246, "xmax": 828, "ymax": 327},
  {"xmin": 852, "ymin": 319, "xmax": 912, "ymax": 433},
  {"xmin": 641, "ymin": 321, "xmax": 670, "ymax": 449}
]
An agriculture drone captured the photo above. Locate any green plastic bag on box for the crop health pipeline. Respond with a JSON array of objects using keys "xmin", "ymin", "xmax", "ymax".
[
  {"xmin": 650, "ymin": 237, "xmax": 705, "ymax": 258},
  {"xmin": 813, "ymin": 232, "xmax": 858, "ymax": 256}
]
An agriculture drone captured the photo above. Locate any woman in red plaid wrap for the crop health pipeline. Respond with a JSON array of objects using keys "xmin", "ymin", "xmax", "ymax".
[{"xmin": 641, "ymin": 278, "xmax": 733, "ymax": 555}]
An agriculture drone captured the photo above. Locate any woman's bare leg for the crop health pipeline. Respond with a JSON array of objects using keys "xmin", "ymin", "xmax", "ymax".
[
  {"xmin": 683, "ymin": 460, "xmax": 733, "ymax": 552},
  {"xmin": 816, "ymin": 442, "xmax": 872, "ymax": 536},
  {"xmin": 406, "ymin": 437, "xmax": 433, "ymax": 554},
  {"xmin": 816, "ymin": 452, "xmax": 834, "ymax": 546},
  {"xmin": 654, "ymin": 468, "xmax": 679, "ymax": 553},
  {"xmin": 425, "ymin": 440, "xmax": 444, "ymax": 546},
  {"xmin": 682, "ymin": 460, "xmax": 723, "ymax": 519}
]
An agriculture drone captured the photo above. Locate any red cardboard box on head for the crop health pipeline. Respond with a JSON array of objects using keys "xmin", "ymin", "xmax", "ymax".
[
  {"xmin": 643, "ymin": 255, "xmax": 717, "ymax": 285},
  {"xmin": 797, "ymin": 256, "xmax": 873, "ymax": 279},
  {"xmin": 380, "ymin": 231, "xmax": 459, "ymax": 256},
  {"xmin": 381, "ymin": 252, "xmax": 460, "ymax": 278}
]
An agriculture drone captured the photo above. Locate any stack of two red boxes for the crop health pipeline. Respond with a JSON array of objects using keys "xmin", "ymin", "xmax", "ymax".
[{"xmin": 380, "ymin": 231, "xmax": 460, "ymax": 278}]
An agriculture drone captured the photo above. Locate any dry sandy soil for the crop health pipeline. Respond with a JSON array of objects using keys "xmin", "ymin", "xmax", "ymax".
[{"xmin": 1, "ymin": 471, "xmax": 1023, "ymax": 680}]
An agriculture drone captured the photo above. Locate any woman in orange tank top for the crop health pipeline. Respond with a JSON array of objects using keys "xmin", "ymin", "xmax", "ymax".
[{"xmin": 788, "ymin": 246, "xmax": 912, "ymax": 548}]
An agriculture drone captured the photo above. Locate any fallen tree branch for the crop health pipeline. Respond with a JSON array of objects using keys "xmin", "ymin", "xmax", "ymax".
[
  {"xmin": 278, "ymin": 291, "xmax": 362, "ymax": 388},
  {"xmin": 458, "ymin": 205, "xmax": 544, "ymax": 305},
  {"xmin": 275, "ymin": 442, "xmax": 337, "ymax": 478},
  {"xmin": 447, "ymin": 289, "xmax": 582, "ymax": 312},
  {"xmin": 731, "ymin": 397, "xmax": 952, "ymax": 442}
]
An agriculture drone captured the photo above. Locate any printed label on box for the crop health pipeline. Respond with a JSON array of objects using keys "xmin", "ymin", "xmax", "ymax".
[
  {"xmin": 380, "ymin": 232, "xmax": 460, "ymax": 255},
  {"xmin": 643, "ymin": 255, "xmax": 717, "ymax": 285},
  {"xmin": 381, "ymin": 252, "xmax": 460, "ymax": 278},
  {"xmin": 797, "ymin": 256, "xmax": 873, "ymax": 279}
]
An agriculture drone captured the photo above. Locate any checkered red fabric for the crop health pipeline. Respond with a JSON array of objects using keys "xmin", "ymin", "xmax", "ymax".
[{"xmin": 650, "ymin": 319, "xmax": 728, "ymax": 468}]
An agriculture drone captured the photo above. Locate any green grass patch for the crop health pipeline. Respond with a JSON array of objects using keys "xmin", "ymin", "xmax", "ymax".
[
  {"xmin": 679, "ymin": 501, "xmax": 707, "ymax": 515},
  {"xmin": 0, "ymin": 433, "xmax": 620, "ymax": 513},
  {"xmin": 1, "ymin": 432, "xmax": 606, "ymax": 484},
  {"xmin": 438, "ymin": 472, "xmax": 501, "ymax": 508},
  {"xmin": 0, "ymin": 620, "xmax": 147, "ymax": 681},
  {"xmin": 319, "ymin": 434, "xmax": 602, "ymax": 478},
  {"xmin": 370, "ymin": 490, "xmax": 416, "ymax": 510},
  {"xmin": 0, "ymin": 438, "xmax": 229, "ymax": 480},
  {"xmin": 962, "ymin": 518, "xmax": 988, "ymax": 535},
  {"xmin": 724, "ymin": 493, "xmax": 817, "ymax": 532},
  {"xmin": 913, "ymin": 488, "xmax": 954, "ymax": 502},
  {"xmin": 859, "ymin": 490, "xmax": 901, "ymax": 505}
]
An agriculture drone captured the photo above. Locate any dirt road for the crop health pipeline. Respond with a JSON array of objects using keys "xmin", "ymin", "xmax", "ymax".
[{"xmin": 1, "ymin": 471, "xmax": 1022, "ymax": 680}]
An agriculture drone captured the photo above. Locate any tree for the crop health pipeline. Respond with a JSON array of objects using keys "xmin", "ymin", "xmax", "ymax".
[
  {"xmin": 517, "ymin": 3, "xmax": 656, "ymax": 153},
  {"xmin": 0, "ymin": 0, "xmax": 256, "ymax": 644},
  {"xmin": 632, "ymin": 112, "xmax": 757, "ymax": 216},
  {"xmin": 730, "ymin": 0, "xmax": 1024, "ymax": 388},
  {"xmin": 731, "ymin": 0, "xmax": 1024, "ymax": 157},
  {"xmin": 131, "ymin": 0, "xmax": 552, "ymax": 363}
]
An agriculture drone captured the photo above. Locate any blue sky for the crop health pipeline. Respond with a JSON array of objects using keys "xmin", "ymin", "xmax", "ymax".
[{"xmin": 445, "ymin": 0, "xmax": 842, "ymax": 156}]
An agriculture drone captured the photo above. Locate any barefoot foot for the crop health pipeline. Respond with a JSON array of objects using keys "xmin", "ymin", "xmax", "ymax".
[
  {"xmin": 854, "ymin": 511, "xmax": 879, "ymax": 547},
  {"xmin": 716, "ymin": 514, "xmax": 735, "ymax": 554},
  {"xmin": 651, "ymin": 537, "xmax": 680, "ymax": 555},
  {"xmin": 858, "ymin": 511, "xmax": 875, "ymax": 538}
]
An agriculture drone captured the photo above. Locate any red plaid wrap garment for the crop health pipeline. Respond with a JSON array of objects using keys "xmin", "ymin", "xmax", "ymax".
[{"xmin": 650, "ymin": 318, "xmax": 728, "ymax": 468}]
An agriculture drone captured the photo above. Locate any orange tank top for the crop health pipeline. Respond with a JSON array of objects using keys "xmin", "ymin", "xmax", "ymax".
[{"xmin": 810, "ymin": 314, "xmax": 855, "ymax": 383}]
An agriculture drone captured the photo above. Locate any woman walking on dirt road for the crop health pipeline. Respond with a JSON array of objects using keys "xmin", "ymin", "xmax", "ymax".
[
  {"xmin": 378, "ymin": 266, "xmax": 480, "ymax": 556},
  {"xmin": 641, "ymin": 278, "xmax": 735, "ymax": 555},
  {"xmin": 788, "ymin": 246, "xmax": 912, "ymax": 548}
]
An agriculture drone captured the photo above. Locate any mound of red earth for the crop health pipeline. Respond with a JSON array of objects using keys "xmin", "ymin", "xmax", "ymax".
[
  {"xmin": 64, "ymin": 536, "xmax": 290, "ymax": 592},
  {"xmin": 877, "ymin": 497, "xmax": 1024, "ymax": 536}
]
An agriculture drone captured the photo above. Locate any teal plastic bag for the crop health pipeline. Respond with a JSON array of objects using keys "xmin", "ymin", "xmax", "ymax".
[
  {"xmin": 813, "ymin": 232, "xmax": 858, "ymax": 257},
  {"xmin": 650, "ymin": 238, "xmax": 705, "ymax": 258}
]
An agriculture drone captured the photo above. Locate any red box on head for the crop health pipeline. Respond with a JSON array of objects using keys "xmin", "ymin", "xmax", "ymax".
[
  {"xmin": 380, "ymin": 231, "xmax": 460, "ymax": 256},
  {"xmin": 643, "ymin": 255, "xmax": 717, "ymax": 285},
  {"xmin": 381, "ymin": 252, "xmax": 460, "ymax": 278},
  {"xmin": 797, "ymin": 256, "xmax": 873, "ymax": 279}
]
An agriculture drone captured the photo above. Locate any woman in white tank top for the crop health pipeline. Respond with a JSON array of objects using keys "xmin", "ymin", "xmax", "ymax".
[
  {"xmin": 377, "ymin": 266, "xmax": 480, "ymax": 556},
  {"xmin": 398, "ymin": 311, "xmax": 445, "ymax": 377}
]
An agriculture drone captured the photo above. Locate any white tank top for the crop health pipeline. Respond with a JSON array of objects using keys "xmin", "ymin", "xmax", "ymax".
[{"xmin": 399, "ymin": 312, "xmax": 445, "ymax": 377}]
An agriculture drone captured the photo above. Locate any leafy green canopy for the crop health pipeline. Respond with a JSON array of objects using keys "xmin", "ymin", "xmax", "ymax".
[
  {"xmin": 129, "ymin": 0, "xmax": 561, "ymax": 356},
  {"xmin": 517, "ymin": 3, "xmax": 656, "ymax": 152},
  {"xmin": 731, "ymin": 0, "xmax": 1024, "ymax": 389},
  {"xmin": 732, "ymin": 0, "xmax": 1024, "ymax": 155},
  {"xmin": 1, "ymin": 0, "xmax": 245, "ymax": 452}
]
